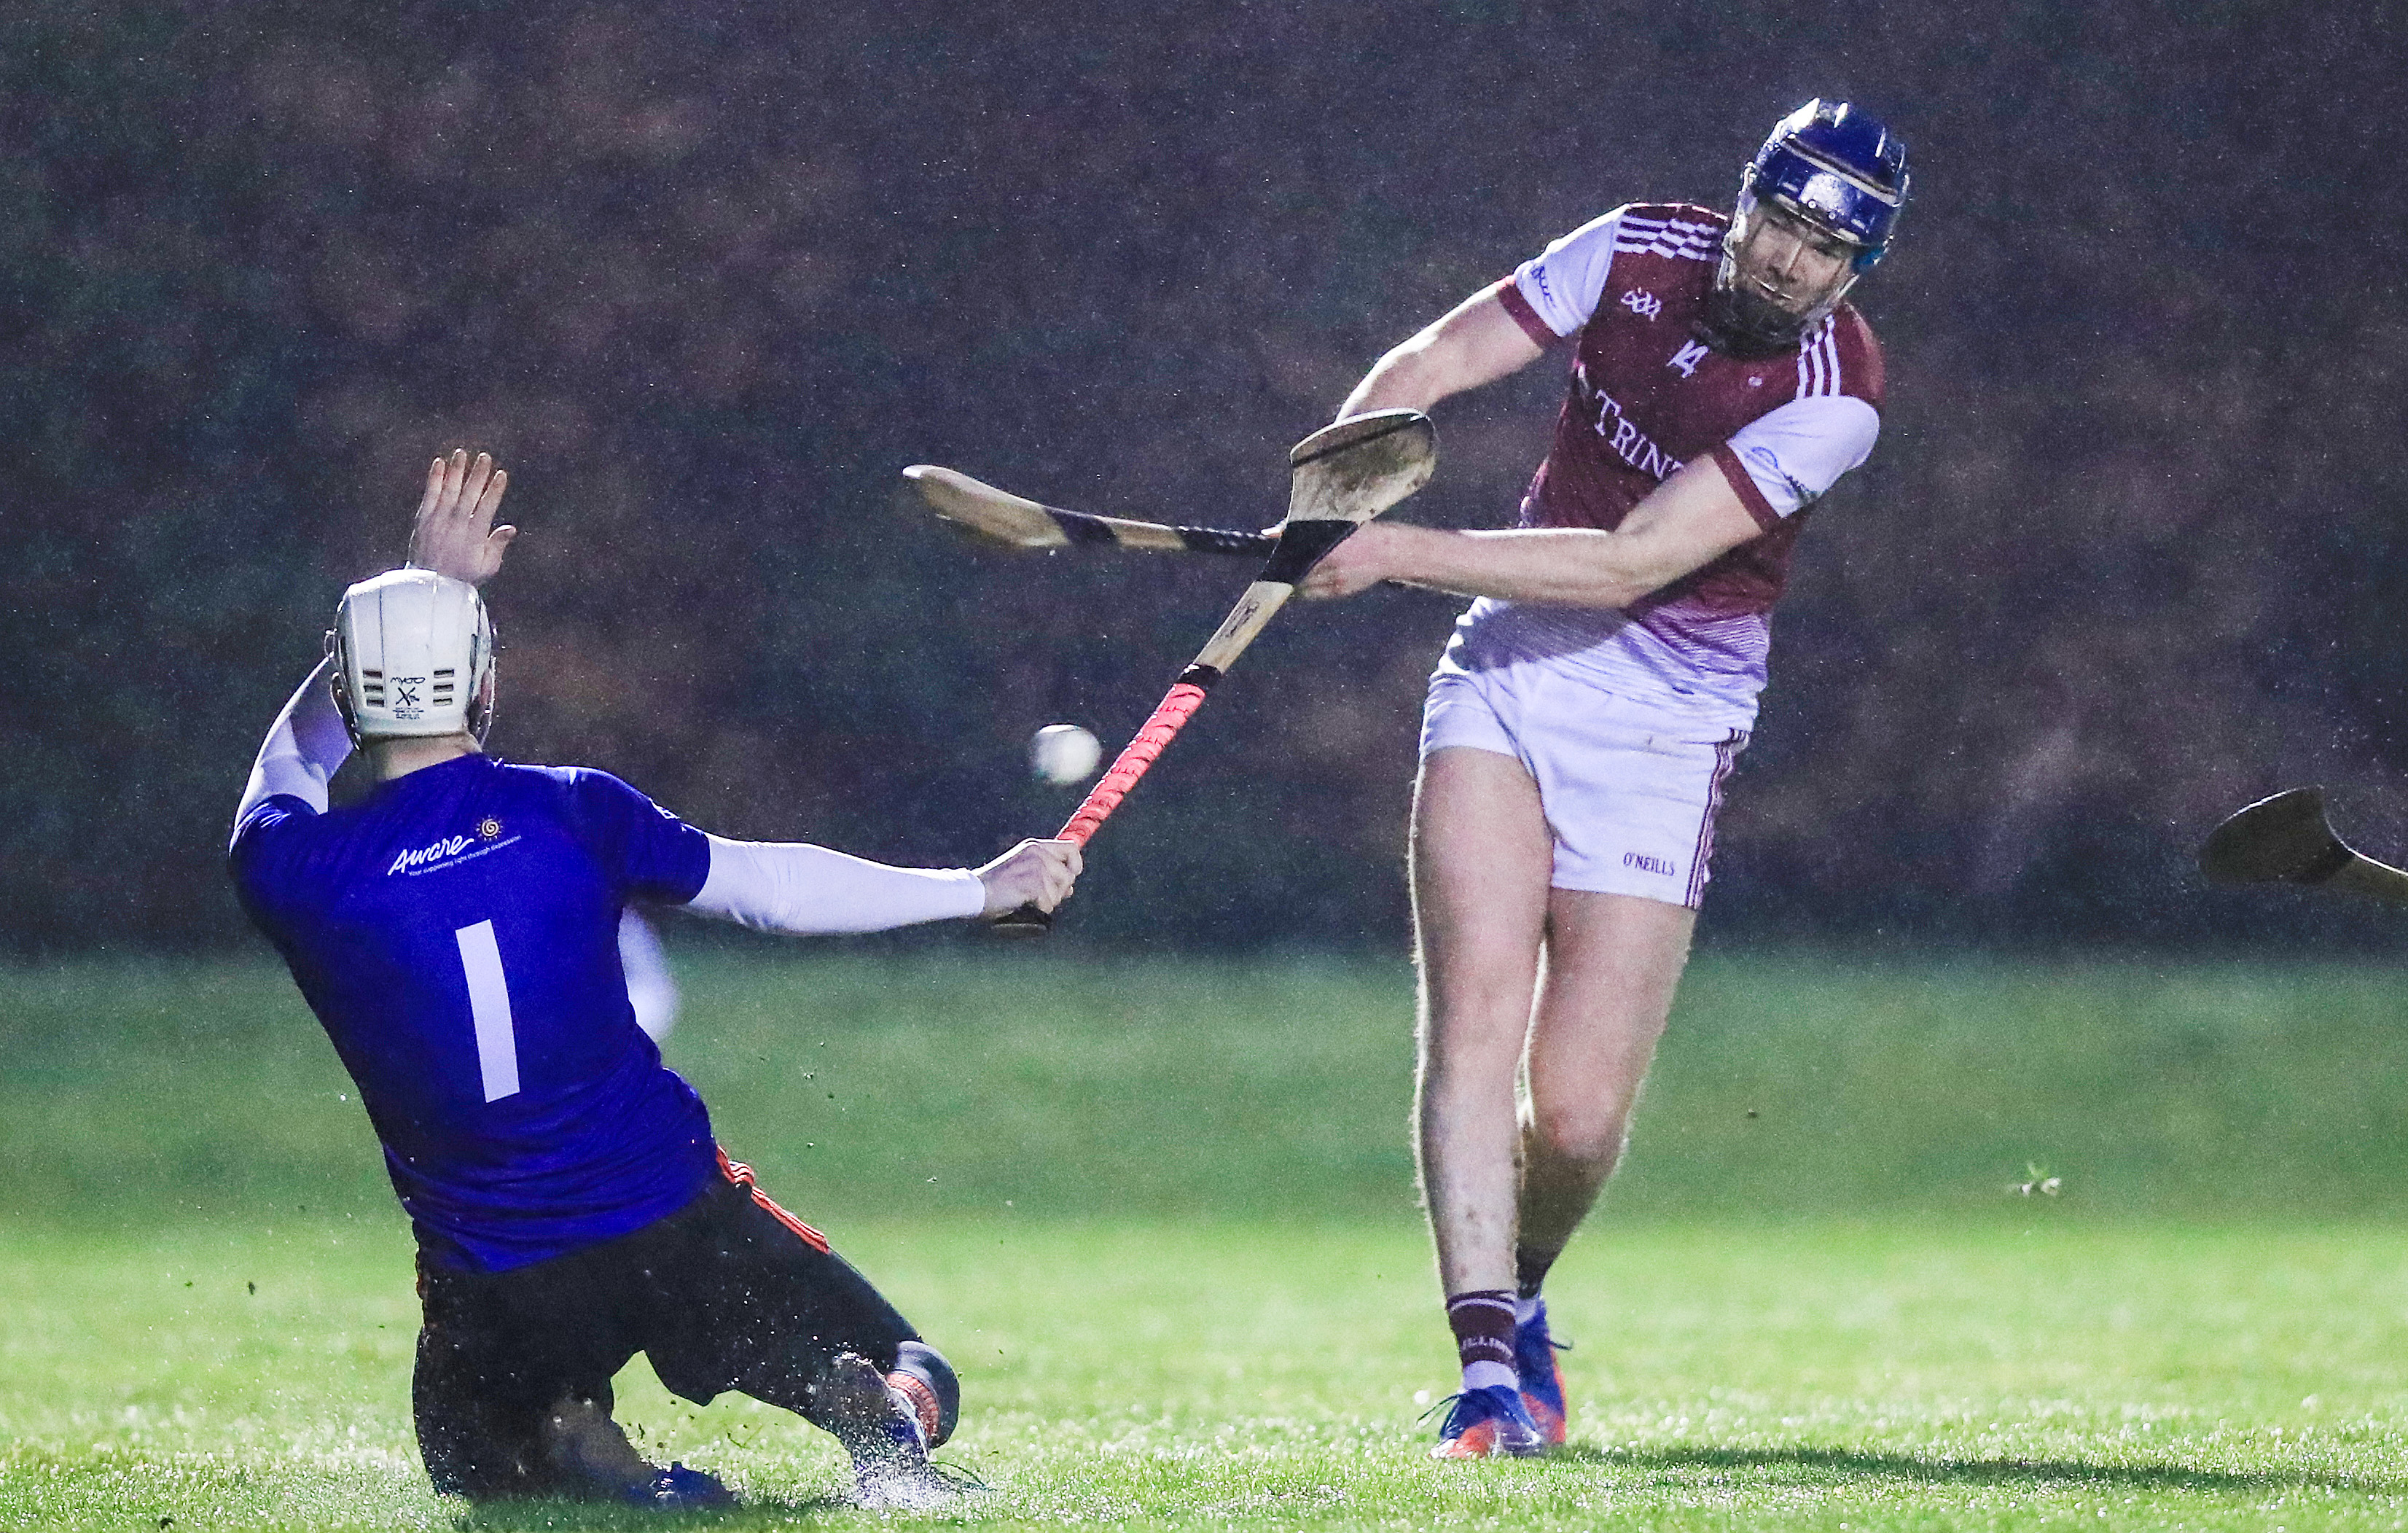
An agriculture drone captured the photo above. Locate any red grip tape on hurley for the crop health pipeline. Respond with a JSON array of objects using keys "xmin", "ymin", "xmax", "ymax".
[{"xmin": 1055, "ymin": 682, "xmax": 1211, "ymax": 847}]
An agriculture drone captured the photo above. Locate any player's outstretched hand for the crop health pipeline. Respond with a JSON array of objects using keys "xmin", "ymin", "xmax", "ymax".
[
  {"xmin": 976, "ymin": 838, "xmax": 1082, "ymax": 916},
  {"xmin": 407, "ymin": 448, "xmax": 517, "ymax": 586}
]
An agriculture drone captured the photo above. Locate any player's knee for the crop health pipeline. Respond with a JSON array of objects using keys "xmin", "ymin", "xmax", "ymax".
[
  {"xmin": 1530, "ymin": 1100, "xmax": 1629, "ymax": 1171},
  {"xmin": 890, "ymin": 1341, "xmax": 960, "ymax": 1448}
]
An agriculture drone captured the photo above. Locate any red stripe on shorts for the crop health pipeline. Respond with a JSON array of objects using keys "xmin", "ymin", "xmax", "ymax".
[{"xmin": 716, "ymin": 1146, "xmax": 832, "ymax": 1253}]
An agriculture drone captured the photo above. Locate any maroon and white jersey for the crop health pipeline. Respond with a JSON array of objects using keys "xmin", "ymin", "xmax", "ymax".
[{"xmin": 1435, "ymin": 202, "xmax": 1885, "ymax": 728}]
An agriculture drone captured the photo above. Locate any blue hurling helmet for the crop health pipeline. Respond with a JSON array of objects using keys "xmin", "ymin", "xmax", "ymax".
[
  {"xmin": 1701, "ymin": 99, "xmax": 1909, "ymax": 356},
  {"xmin": 1746, "ymin": 98, "xmax": 1909, "ymax": 270}
]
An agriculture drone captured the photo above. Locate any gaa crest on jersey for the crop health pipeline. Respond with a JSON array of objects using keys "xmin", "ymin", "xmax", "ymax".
[{"xmin": 1619, "ymin": 289, "xmax": 1662, "ymax": 321}]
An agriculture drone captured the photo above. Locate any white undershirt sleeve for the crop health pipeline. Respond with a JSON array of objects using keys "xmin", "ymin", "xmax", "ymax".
[
  {"xmin": 1510, "ymin": 208, "xmax": 1628, "ymax": 338},
  {"xmin": 685, "ymin": 834, "xmax": 986, "ymax": 935},
  {"xmin": 1721, "ymin": 396, "xmax": 1883, "ymax": 518},
  {"xmin": 236, "ymin": 655, "xmax": 355, "ymax": 822},
  {"xmin": 617, "ymin": 910, "xmax": 681, "ymax": 1041}
]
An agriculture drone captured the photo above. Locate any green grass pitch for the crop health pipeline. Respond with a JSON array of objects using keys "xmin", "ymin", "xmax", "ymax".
[{"xmin": 8, "ymin": 948, "xmax": 2408, "ymax": 1529}]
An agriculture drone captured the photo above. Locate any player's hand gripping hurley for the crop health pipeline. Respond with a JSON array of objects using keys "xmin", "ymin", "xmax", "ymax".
[{"xmin": 991, "ymin": 408, "xmax": 1437, "ymax": 934}]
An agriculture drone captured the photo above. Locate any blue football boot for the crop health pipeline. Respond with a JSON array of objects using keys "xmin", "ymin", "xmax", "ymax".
[
  {"xmin": 623, "ymin": 1462, "xmax": 735, "ymax": 1510},
  {"xmin": 1429, "ymin": 1384, "xmax": 1547, "ymax": 1459},
  {"xmin": 1514, "ymin": 1298, "xmax": 1571, "ymax": 1446}
]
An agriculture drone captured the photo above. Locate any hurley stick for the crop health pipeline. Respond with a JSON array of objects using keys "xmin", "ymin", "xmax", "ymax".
[
  {"xmin": 992, "ymin": 408, "xmax": 1437, "ymax": 934},
  {"xmin": 904, "ymin": 465, "xmax": 1275, "ymax": 558},
  {"xmin": 2198, "ymin": 786, "xmax": 2408, "ymax": 906}
]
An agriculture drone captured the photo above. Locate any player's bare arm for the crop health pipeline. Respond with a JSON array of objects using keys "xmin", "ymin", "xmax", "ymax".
[
  {"xmin": 1340, "ymin": 289, "xmax": 1544, "ymax": 417},
  {"xmin": 407, "ymin": 448, "xmax": 517, "ymax": 585},
  {"xmin": 1298, "ymin": 457, "xmax": 1762, "ymax": 605}
]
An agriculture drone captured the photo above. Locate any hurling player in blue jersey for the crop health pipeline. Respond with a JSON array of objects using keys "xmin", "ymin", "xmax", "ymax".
[{"xmin": 230, "ymin": 450, "xmax": 1080, "ymax": 1511}]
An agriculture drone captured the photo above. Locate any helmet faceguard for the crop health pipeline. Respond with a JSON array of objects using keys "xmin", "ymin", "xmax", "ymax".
[
  {"xmin": 329, "ymin": 569, "xmax": 497, "ymax": 749},
  {"xmin": 1702, "ymin": 99, "xmax": 1909, "ymax": 356}
]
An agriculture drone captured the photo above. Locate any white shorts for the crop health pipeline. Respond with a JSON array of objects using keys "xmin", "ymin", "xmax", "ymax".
[{"xmin": 1419, "ymin": 662, "xmax": 1748, "ymax": 908}]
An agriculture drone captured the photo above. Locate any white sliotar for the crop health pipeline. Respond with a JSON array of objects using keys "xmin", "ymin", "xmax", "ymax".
[
  {"xmin": 1031, "ymin": 723, "xmax": 1102, "ymax": 787},
  {"xmin": 453, "ymin": 920, "xmax": 522, "ymax": 1102}
]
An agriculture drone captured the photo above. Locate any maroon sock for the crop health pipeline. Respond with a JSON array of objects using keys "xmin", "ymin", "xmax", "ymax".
[{"xmin": 1446, "ymin": 1290, "xmax": 1517, "ymax": 1385}]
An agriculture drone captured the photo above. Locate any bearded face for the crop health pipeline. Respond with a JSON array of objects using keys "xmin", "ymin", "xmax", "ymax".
[{"xmin": 1700, "ymin": 193, "xmax": 1866, "ymax": 356}]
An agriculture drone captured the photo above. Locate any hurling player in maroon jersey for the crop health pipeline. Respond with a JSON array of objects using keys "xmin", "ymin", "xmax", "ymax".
[{"xmin": 1297, "ymin": 101, "xmax": 1908, "ymax": 1457}]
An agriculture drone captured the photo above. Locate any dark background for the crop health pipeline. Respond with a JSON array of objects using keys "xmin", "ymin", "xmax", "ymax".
[{"xmin": 6, "ymin": 0, "xmax": 2404, "ymax": 953}]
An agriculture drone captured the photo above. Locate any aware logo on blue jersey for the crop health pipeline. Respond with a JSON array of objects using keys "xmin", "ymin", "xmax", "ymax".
[{"xmin": 388, "ymin": 818, "xmax": 517, "ymax": 878}]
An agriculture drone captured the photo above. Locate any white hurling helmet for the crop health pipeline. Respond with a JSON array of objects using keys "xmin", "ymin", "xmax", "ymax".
[{"xmin": 329, "ymin": 569, "xmax": 496, "ymax": 744}]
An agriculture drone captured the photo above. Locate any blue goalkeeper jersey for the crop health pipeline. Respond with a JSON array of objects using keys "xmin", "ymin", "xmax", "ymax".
[{"xmin": 230, "ymin": 754, "xmax": 717, "ymax": 1273}]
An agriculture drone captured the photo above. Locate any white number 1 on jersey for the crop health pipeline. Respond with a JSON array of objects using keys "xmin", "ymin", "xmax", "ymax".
[{"xmin": 453, "ymin": 920, "xmax": 522, "ymax": 1102}]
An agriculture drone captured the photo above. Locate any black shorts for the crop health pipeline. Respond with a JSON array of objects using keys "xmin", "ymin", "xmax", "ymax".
[{"xmin": 413, "ymin": 1153, "xmax": 918, "ymax": 1499}]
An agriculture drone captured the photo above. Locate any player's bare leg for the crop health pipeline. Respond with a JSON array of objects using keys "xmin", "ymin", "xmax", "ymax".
[
  {"xmin": 1514, "ymin": 889, "xmax": 1694, "ymax": 1263},
  {"xmin": 1506, "ymin": 889, "xmax": 1694, "ymax": 1448},
  {"xmin": 1412, "ymin": 746, "xmax": 1553, "ymax": 1295},
  {"xmin": 1410, "ymin": 746, "xmax": 1554, "ymax": 1454},
  {"xmin": 1413, "ymin": 752, "xmax": 1699, "ymax": 1453}
]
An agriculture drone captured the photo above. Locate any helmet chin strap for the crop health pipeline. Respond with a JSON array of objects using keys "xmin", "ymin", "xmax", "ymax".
[
  {"xmin": 467, "ymin": 626, "xmax": 497, "ymax": 749},
  {"xmin": 326, "ymin": 628, "xmax": 368, "ymax": 752},
  {"xmin": 469, "ymin": 675, "xmax": 497, "ymax": 749}
]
